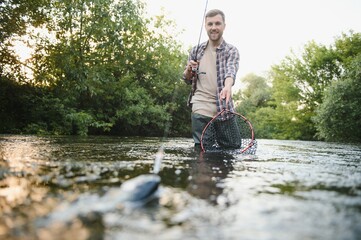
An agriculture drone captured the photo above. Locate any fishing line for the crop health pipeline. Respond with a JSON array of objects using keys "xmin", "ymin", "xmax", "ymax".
[
  {"xmin": 193, "ymin": 0, "xmax": 209, "ymax": 70},
  {"xmin": 154, "ymin": 0, "xmax": 209, "ymax": 173},
  {"xmin": 153, "ymin": 85, "xmax": 177, "ymax": 174}
]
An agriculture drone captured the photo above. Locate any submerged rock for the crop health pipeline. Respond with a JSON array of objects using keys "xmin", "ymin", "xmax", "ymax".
[
  {"xmin": 117, "ymin": 174, "xmax": 160, "ymax": 202},
  {"xmin": 41, "ymin": 174, "xmax": 161, "ymax": 225}
]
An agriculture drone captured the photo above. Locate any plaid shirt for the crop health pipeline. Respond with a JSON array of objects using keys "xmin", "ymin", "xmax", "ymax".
[{"xmin": 185, "ymin": 40, "xmax": 240, "ymax": 113}]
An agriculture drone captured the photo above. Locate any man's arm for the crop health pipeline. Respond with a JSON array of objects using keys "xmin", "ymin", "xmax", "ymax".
[
  {"xmin": 223, "ymin": 46, "xmax": 239, "ymax": 86},
  {"xmin": 220, "ymin": 77, "xmax": 234, "ymax": 105},
  {"xmin": 221, "ymin": 45, "xmax": 239, "ymax": 106}
]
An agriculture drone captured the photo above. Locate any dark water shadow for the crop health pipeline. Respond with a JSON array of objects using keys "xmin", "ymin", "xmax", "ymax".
[
  {"xmin": 158, "ymin": 146, "xmax": 237, "ymax": 205},
  {"xmin": 185, "ymin": 151, "xmax": 235, "ymax": 204}
]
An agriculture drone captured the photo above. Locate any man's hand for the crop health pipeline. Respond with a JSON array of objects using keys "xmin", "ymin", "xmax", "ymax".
[
  {"xmin": 189, "ymin": 60, "xmax": 198, "ymax": 73},
  {"xmin": 183, "ymin": 60, "xmax": 199, "ymax": 80},
  {"xmin": 220, "ymin": 77, "xmax": 234, "ymax": 108}
]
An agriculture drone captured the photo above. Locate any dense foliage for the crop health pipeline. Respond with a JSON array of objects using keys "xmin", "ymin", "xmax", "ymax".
[
  {"xmin": 234, "ymin": 31, "xmax": 361, "ymax": 142},
  {"xmin": 315, "ymin": 54, "xmax": 361, "ymax": 142},
  {"xmin": 1, "ymin": 0, "xmax": 190, "ymax": 136}
]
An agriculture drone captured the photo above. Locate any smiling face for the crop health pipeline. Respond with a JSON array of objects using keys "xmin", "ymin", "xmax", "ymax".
[{"xmin": 205, "ymin": 14, "xmax": 226, "ymax": 46}]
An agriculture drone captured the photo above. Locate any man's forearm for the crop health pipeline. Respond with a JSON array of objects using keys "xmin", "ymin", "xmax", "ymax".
[
  {"xmin": 183, "ymin": 68, "xmax": 192, "ymax": 80},
  {"xmin": 224, "ymin": 77, "xmax": 234, "ymax": 88}
]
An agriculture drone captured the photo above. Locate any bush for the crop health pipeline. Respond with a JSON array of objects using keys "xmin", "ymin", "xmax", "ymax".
[{"xmin": 315, "ymin": 54, "xmax": 361, "ymax": 142}]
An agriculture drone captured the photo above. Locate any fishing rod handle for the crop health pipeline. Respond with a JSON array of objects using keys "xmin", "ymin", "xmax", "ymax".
[{"xmin": 190, "ymin": 59, "xmax": 198, "ymax": 73}]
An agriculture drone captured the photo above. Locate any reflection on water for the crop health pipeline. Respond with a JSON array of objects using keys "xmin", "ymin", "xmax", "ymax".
[
  {"xmin": 0, "ymin": 136, "xmax": 361, "ymax": 240},
  {"xmin": 186, "ymin": 152, "xmax": 235, "ymax": 205}
]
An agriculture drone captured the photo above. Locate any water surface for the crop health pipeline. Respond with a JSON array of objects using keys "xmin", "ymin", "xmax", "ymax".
[{"xmin": 0, "ymin": 135, "xmax": 360, "ymax": 239}]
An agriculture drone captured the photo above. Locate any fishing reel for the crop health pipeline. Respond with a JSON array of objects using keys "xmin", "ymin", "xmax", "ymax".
[
  {"xmin": 190, "ymin": 60, "xmax": 205, "ymax": 76},
  {"xmin": 191, "ymin": 65, "xmax": 198, "ymax": 73}
]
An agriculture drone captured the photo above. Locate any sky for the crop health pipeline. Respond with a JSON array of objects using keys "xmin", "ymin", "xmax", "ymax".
[{"xmin": 146, "ymin": 0, "xmax": 361, "ymax": 88}]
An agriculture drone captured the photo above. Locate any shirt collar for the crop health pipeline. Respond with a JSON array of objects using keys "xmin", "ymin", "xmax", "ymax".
[{"xmin": 202, "ymin": 39, "xmax": 226, "ymax": 50}]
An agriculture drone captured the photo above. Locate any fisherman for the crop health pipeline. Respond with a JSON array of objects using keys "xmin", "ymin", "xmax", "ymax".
[{"xmin": 182, "ymin": 9, "xmax": 240, "ymax": 148}]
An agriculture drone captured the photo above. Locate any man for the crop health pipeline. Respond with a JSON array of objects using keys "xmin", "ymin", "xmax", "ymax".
[{"xmin": 182, "ymin": 9, "xmax": 240, "ymax": 147}]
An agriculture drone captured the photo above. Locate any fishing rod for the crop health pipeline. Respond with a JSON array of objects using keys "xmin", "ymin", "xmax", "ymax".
[
  {"xmin": 118, "ymin": 0, "xmax": 211, "ymax": 204},
  {"xmin": 192, "ymin": 0, "xmax": 209, "ymax": 73},
  {"xmin": 187, "ymin": 0, "xmax": 209, "ymax": 107},
  {"xmin": 155, "ymin": 0, "xmax": 209, "ymax": 172}
]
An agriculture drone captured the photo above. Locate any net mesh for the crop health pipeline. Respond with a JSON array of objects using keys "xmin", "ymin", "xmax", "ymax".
[{"xmin": 201, "ymin": 113, "xmax": 257, "ymax": 154}]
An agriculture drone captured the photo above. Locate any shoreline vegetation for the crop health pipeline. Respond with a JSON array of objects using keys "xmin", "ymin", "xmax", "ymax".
[{"xmin": 1, "ymin": 0, "xmax": 360, "ymax": 142}]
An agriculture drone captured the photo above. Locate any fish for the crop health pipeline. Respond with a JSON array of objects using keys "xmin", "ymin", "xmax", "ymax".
[
  {"xmin": 119, "ymin": 174, "xmax": 161, "ymax": 201},
  {"xmin": 42, "ymin": 148, "xmax": 164, "ymax": 225}
]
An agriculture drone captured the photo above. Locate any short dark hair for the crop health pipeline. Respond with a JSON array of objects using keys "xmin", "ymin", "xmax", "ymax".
[{"xmin": 205, "ymin": 9, "xmax": 225, "ymax": 22}]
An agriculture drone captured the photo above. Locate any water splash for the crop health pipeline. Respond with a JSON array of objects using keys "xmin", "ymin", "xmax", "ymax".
[{"xmin": 153, "ymin": 146, "xmax": 164, "ymax": 174}]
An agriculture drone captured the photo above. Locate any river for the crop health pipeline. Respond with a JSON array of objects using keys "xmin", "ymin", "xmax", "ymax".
[{"xmin": 0, "ymin": 135, "xmax": 360, "ymax": 240}]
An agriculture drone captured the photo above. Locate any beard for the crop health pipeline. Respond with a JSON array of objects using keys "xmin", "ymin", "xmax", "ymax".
[{"xmin": 208, "ymin": 31, "xmax": 223, "ymax": 42}]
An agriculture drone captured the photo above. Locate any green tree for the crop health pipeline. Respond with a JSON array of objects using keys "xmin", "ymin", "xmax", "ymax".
[
  {"xmin": 0, "ymin": 0, "xmax": 54, "ymax": 132},
  {"xmin": 234, "ymin": 73, "xmax": 271, "ymax": 114},
  {"xmin": 270, "ymin": 64, "xmax": 315, "ymax": 140},
  {"xmin": 1, "ymin": 0, "xmax": 189, "ymax": 136},
  {"xmin": 269, "ymin": 31, "xmax": 361, "ymax": 140},
  {"xmin": 0, "ymin": 0, "xmax": 51, "ymax": 82},
  {"xmin": 334, "ymin": 31, "xmax": 361, "ymax": 68},
  {"xmin": 234, "ymin": 73, "xmax": 273, "ymax": 138},
  {"xmin": 315, "ymin": 54, "xmax": 361, "ymax": 142}
]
